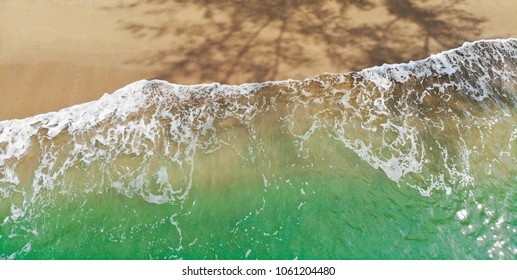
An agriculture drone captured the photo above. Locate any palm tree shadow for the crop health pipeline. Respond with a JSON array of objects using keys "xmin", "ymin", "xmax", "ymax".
[{"xmin": 103, "ymin": 0, "xmax": 485, "ymax": 84}]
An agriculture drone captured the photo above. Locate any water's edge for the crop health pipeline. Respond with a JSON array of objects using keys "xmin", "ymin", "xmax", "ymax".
[{"xmin": 1, "ymin": 39, "xmax": 516, "ymax": 259}]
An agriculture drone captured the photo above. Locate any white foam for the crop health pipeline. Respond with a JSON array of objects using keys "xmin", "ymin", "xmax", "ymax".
[
  {"xmin": 456, "ymin": 209, "xmax": 468, "ymax": 221},
  {"xmin": 0, "ymin": 38, "xmax": 514, "ymax": 212}
]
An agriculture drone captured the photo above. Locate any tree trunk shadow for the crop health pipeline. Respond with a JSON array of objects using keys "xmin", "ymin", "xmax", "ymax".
[{"xmin": 101, "ymin": 0, "xmax": 485, "ymax": 84}]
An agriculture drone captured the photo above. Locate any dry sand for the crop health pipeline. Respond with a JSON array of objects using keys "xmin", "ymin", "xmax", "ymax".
[{"xmin": 1, "ymin": 0, "xmax": 516, "ymax": 121}]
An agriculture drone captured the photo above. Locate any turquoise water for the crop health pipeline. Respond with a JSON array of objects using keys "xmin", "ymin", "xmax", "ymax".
[
  {"xmin": 3, "ymin": 162, "xmax": 515, "ymax": 259},
  {"xmin": 1, "ymin": 39, "xmax": 516, "ymax": 259}
]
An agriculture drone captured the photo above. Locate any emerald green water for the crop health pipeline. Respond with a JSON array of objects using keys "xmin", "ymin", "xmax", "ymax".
[
  {"xmin": 1, "ymin": 39, "xmax": 516, "ymax": 260},
  {"xmin": 2, "ymin": 153, "xmax": 515, "ymax": 259}
]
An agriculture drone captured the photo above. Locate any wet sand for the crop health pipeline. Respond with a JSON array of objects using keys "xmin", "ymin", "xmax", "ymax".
[{"xmin": 1, "ymin": 0, "xmax": 516, "ymax": 121}]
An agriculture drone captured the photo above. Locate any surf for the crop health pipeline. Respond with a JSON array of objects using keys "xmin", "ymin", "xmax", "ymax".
[{"xmin": 1, "ymin": 39, "xmax": 516, "ymax": 259}]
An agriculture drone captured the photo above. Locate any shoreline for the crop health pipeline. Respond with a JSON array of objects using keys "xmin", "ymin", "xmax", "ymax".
[
  {"xmin": 1, "ymin": 0, "xmax": 516, "ymax": 121},
  {"xmin": 2, "ymin": 37, "xmax": 516, "ymax": 123}
]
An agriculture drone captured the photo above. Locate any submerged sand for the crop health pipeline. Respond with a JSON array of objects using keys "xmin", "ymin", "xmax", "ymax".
[{"xmin": 1, "ymin": 0, "xmax": 516, "ymax": 120}]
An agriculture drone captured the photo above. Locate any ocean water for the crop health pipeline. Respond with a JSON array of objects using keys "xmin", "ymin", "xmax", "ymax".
[{"xmin": 0, "ymin": 39, "xmax": 516, "ymax": 259}]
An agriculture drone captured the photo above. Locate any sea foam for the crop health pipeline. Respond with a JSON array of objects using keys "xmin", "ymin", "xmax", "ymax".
[{"xmin": 0, "ymin": 38, "xmax": 515, "ymax": 204}]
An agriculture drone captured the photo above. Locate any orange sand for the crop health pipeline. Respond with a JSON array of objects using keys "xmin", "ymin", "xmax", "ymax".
[{"xmin": 1, "ymin": 0, "xmax": 516, "ymax": 120}]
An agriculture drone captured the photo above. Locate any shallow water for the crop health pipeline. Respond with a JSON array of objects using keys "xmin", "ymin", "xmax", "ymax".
[{"xmin": 1, "ymin": 39, "xmax": 516, "ymax": 259}]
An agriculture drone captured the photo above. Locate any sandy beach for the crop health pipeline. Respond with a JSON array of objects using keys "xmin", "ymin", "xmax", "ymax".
[
  {"xmin": 1, "ymin": 0, "xmax": 516, "ymax": 120},
  {"xmin": 1, "ymin": 1, "xmax": 517, "ymax": 262}
]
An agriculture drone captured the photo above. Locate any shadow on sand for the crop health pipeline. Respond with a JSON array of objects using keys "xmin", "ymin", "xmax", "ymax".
[{"xmin": 104, "ymin": 0, "xmax": 484, "ymax": 84}]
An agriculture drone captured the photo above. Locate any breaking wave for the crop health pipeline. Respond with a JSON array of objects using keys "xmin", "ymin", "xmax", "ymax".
[{"xmin": 1, "ymin": 39, "xmax": 516, "ymax": 259}]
